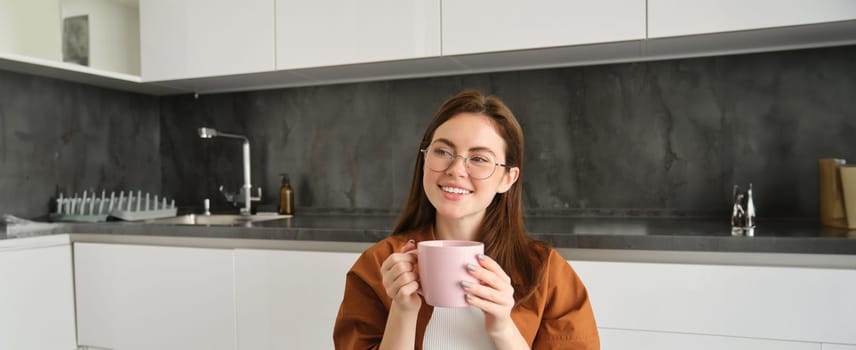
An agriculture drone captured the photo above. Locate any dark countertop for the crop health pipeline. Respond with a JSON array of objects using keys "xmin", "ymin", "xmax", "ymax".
[{"xmin": 3, "ymin": 214, "xmax": 856, "ymax": 255}]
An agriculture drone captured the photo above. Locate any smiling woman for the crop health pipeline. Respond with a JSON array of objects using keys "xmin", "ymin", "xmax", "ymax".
[
  {"xmin": 334, "ymin": 90, "xmax": 600, "ymax": 350},
  {"xmin": 418, "ymin": 112, "xmax": 520, "ymax": 230}
]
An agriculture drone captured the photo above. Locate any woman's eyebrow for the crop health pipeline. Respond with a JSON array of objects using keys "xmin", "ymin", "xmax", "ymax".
[
  {"xmin": 432, "ymin": 138, "xmax": 497, "ymax": 155},
  {"xmin": 433, "ymin": 138, "xmax": 454, "ymax": 147}
]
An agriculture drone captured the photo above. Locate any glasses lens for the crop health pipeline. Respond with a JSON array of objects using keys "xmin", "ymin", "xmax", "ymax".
[
  {"xmin": 466, "ymin": 152, "xmax": 496, "ymax": 179},
  {"xmin": 425, "ymin": 145, "xmax": 452, "ymax": 172},
  {"xmin": 424, "ymin": 145, "xmax": 497, "ymax": 180}
]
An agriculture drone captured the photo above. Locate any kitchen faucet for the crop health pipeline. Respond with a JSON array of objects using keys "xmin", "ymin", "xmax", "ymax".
[{"xmin": 198, "ymin": 127, "xmax": 261, "ymax": 215}]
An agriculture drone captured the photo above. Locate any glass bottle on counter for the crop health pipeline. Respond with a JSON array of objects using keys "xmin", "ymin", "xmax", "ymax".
[{"xmin": 278, "ymin": 173, "xmax": 295, "ymax": 216}]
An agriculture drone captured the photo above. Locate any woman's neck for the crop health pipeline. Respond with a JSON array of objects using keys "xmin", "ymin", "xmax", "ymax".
[{"xmin": 433, "ymin": 214, "xmax": 483, "ymax": 241}]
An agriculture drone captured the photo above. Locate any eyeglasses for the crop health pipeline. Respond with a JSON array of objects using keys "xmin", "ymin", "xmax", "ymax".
[{"xmin": 420, "ymin": 143, "xmax": 510, "ymax": 180}]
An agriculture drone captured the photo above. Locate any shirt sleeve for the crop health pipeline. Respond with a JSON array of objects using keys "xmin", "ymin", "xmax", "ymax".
[
  {"xmin": 532, "ymin": 249, "xmax": 601, "ymax": 350},
  {"xmin": 333, "ymin": 249, "xmax": 390, "ymax": 350}
]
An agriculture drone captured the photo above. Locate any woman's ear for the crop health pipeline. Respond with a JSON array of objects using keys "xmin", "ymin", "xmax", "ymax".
[{"xmin": 497, "ymin": 167, "xmax": 520, "ymax": 193}]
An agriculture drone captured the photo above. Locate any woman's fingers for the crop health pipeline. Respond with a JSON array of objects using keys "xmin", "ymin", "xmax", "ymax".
[
  {"xmin": 381, "ymin": 240, "xmax": 420, "ymax": 300},
  {"xmin": 467, "ymin": 254, "xmax": 512, "ymax": 290},
  {"xmin": 382, "ymin": 257, "xmax": 416, "ymax": 295},
  {"xmin": 462, "ymin": 254, "xmax": 516, "ymax": 334},
  {"xmin": 463, "ymin": 254, "xmax": 514, "ymax": 308},
  {"xmin": 381, "ymin": 240, "xmax": 417, "ymax": 271},
  {"xmin": 397, "ymin": 277, "xmax": 421, "ymax": 296},
  {"xmin": 462, "ymin": 290, "xmax": 506, "ymax": 314},
  {"xmin": 462, "ymin": 275, "xmax": 514, "ymax": 306},
  {"xmin": 381, "ymin": 241, "xmax": 422, "ymax": 311},
  {"xmin": 400, "ymin": 239, "xmax": 417, "ymax": 253},
  {"xmin": 393, "ymin": 271, "xmax": 419, "ymax": 287},
  {"xmin": 383, "ymin": 257, "xmax": 416, "ymax": 277},
  {"xmin": 381, "ymin": 243, "xmax": 417, "ymax": 274},
  {"xmin": 386, "ymin": 273, "xmax": 419, "ymax": 300}
]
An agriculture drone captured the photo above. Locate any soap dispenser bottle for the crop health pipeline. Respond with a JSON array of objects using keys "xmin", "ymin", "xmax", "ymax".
[{"xmin": 278, "ymin": 173, "xmax": 294, "ymax": 216}]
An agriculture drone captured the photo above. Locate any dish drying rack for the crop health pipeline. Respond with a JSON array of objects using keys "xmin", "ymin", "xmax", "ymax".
[{"xmin": 49, "ymin": 190, "xmax": 177, "ymax": 222}]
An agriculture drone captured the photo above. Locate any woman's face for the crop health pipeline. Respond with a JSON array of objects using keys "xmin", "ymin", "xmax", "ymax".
[{"xmin": 422, "ymin": 112, "xmax": 519, "ymax": 224}]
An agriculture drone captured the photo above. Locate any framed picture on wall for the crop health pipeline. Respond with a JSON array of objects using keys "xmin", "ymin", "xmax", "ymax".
[{"xmin": 62, "ymin": 15, "xmax": 89, "ymax": 66}]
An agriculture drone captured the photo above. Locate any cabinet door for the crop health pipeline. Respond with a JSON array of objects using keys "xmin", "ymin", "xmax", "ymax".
[
  {"xmin": 234, "ymin": 249, "xmax": 359, "ymax": 349},
  {"xmin": 442, "ymin": 0, "xmax": 645, "ymax": 56},
  {"xmin": 0, "ymin": 245, "xmax": 77, "ymax": 350},
  {"xmin": 600, "ymin": 328, "xmax": 821, "ymax": 350},
  {"xmin": 140, "ymin": 0, "xmax": 275, "ymax": 81},
  {"xmin": 570, "ymin": 260, "xmax": 856, "ymax": 344},
  {"xmin": 824, "ymin": 344, "xmax": 856, "ymax": 350},
  {"xmin": 648, "ymin": 0, "xmax": 856, "ymax": 38},
  {"xmin": 276, "ymin": 0, "xmax": 440, "ymax": 69},
  {"xmin": 74, "ymin": 243, "xmax": 236, "ymax": 350}
]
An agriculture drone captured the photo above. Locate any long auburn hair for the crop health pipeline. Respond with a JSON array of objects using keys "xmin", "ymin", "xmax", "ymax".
[{"xmin": 392, "ymin": 90, "xmax": 547, "ymax": 303}]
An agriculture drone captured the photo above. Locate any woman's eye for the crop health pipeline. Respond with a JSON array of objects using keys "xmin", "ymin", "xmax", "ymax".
[
  {"xmin": 470, "ymin": 155, "xmax": 491, "ymax": 164},
  {"xmin": 433, "ymin": 148, "xmax": 453, "ymax": 157}
]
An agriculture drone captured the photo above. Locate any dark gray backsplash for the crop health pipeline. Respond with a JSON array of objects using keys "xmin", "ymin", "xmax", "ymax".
[
  {"xmin": 0, "ymin": 69, "xmax": 160, "ymax": 219},
  {"xmin": 161, "ymin": 46, "xmax": 856, "ymax": 219},
  {"xmin": 2, "ymin": 45, "xmax": 854, "ymax": 219}
]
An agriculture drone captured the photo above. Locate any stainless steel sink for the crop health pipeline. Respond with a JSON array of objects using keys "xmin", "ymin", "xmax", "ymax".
[{"xmin": 143, "ymin": 214, "xmax": 289, "ymax": 226}]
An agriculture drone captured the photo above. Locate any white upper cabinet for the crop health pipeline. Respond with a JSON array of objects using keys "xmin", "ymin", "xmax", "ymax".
[
  {"xmin": 128, "ymin": 0, "xmax": 856, "ymax": 93},
  {"xmin": 275, "ymin": 0, "xmax": 440, "ymax": 69},
  {"xmin": 0, "ymin": 0, "xmax": 62, "ymax": 62},
  {"xmin": 441, "ymin": 0, "xmax": 646, "ymax": 56},
  {"xmin": 140, "ymin": 0, "xmax": 275, "ymax": 81},
  {"xmin": 648, "ymin": 0, "xmax": 856, "ymax": 38}
]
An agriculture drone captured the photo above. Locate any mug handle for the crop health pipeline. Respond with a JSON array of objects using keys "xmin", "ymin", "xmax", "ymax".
[{"xmin": 404, "ymin": 249, "xmax": 423, "ymax": 296}]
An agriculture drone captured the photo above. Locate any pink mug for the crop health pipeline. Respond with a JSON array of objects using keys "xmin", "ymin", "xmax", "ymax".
[{"xmin": 411, "ymin": 240, "xmax": 484, "ymax": 308}]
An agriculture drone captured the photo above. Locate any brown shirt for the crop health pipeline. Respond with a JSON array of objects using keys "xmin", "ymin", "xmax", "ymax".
[{"xmin": 333, "ymin": 228, "xmax": 600, "ymax": 349}]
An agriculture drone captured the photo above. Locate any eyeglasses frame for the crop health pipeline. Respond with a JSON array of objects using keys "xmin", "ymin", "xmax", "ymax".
[{"xmin": 420, "ymin": 147, "xmax": 512, "ymax": 180}]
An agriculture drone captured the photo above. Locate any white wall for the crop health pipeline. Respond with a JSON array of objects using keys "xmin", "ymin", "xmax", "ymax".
[
  {"xmin": 61, "ymin": 0, "xmax": 140, "ymax": 74},
  {"xmin": 0, "ymin": 0, "xmax": 62, "ymax": 61}
]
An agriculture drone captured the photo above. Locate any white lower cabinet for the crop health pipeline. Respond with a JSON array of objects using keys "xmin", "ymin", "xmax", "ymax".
[
  {"xmin": 0, "ymin": 245, "xmax": 77, "ymax": 350},
  {"xmin": 570, "ymin": 260, "xmax": 856, "ymax": 348},
  {"xmin": 824, "ymin": 345, "xmax": 856, "ymax": 350},
  {"xmin": 9, "ymin": 239, "xmax": 856, "ymax": 350},
  {"xmin": 74, "ymin": 243, "xmax": 236, "ymax": 350},
  {"xmin": 600, "ymin": 328, "xmax": 821, "ymax": 350},
  {"xmin": 233, "ymin": 249, "xmax": 360, "ymax": 349}
]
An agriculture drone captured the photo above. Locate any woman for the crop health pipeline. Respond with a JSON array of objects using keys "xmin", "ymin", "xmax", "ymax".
[{"xmin": 334, "ymin": 90, "xmax": 599, "ymax": 349}]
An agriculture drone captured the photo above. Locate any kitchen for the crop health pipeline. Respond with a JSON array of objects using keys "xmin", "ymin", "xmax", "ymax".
[{"xmin": 2, "ymin": 0, "xmax": 856, "ymax": 349}]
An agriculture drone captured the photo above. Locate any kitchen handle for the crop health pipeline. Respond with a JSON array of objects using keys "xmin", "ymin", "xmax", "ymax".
[{"xmin": 76, "ymin": 345, "xmax": 115, "ymax": 350}]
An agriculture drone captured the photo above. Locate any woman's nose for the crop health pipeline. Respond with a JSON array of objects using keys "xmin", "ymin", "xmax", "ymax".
[{"xmin": 445, "ymin": 156, "xmax": 469, "ymax": 177}]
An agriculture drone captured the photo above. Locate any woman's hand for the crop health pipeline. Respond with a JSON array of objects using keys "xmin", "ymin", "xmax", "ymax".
[
  {"xmin": 380, "ymin": 240, "xmax": 422, "ymax": 312},
  {"xmin": 378, "ymin": 241, "xmax": 422, "ymax": 349},
  {"xmin": 464, "ymin": 254, "xmax": 528, "ymax": 349}
]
